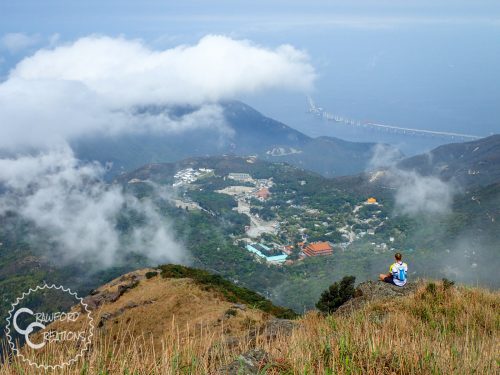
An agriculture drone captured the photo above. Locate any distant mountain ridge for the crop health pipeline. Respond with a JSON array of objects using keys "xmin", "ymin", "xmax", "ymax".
[
  {"xmin": 332, "ymin": 134, "xmax": 500, "ymax": 196},
  {"xmin": 73, "ymin": 101, "xmax": 391, "ymax": 178},
  {"xmin": 398, "ymin": 134, "xmax": 500, "ymax": 187}
]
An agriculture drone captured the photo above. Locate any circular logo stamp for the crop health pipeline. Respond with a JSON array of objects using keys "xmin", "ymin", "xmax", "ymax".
[{"xmin": 5, "ymin": 283, "xmax": 94, "ymax": 370}]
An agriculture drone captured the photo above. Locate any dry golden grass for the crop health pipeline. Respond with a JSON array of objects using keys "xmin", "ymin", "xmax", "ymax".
[
  {"xmin": 83, "ymin": 274, "xmax": 270, "ymax": 353},
  {"xmin": 2, "ymin": 280, "xmax": 498, "ymax": 374}
]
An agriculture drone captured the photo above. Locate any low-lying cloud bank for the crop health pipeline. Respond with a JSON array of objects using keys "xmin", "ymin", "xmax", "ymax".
[
  {"xmin": 0, "ymin": 34, "xmax": 315, "ymax": 271},
  {"xmin": 0, "ymin": 35, "xmax": 315, "ymax": 150},
  {"xmin": 0, "ymin": 147, "xmax": 186, "ymax": 268},
  {"xmin": 393, "ymin": 171, "xmax": 455, "ymax": 216},
  {"xmin": 369, "ymin": 144, "xmax": 456, "ymax": 216}
]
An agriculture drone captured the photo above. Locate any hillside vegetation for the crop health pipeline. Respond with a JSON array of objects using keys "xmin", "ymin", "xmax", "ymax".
[
  {"xmin": 158, "ymin": 264, "xmax": 297, "ymax": 319},
  {"xmin": 2, "ymin": 276, "xmax": 498, "ymax": 374}
]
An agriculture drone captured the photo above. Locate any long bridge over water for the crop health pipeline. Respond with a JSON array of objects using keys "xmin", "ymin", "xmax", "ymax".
[{"xmin": 307, "ymin": 96, "xmax": 482, "ymax": 142}]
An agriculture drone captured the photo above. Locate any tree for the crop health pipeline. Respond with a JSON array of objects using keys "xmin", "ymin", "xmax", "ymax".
[
  {"xmin": 288, "ymin": 245, "xmax": 301, "ymax": 260},
  {"xmin": 316, "ymin": 276, "xmax": 356, "ymax": 314}
]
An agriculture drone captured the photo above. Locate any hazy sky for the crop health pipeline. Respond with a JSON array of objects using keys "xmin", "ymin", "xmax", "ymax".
[{"xmin": 1, "ymin": 0, "xmax": 499, "ymax": 147}]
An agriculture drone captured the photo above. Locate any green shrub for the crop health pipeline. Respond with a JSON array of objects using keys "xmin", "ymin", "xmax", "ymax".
[
  {"xmin": 225, "ymin": 308, "xmax": 237, "ymax": 317},
  {"xmin": 316, "ymin": 276, "xmax": 356, "ymax": 314},
  {"xmin": 442, "ymin": 278, "xmax": 455, "ymax": 291},
  {"xmin": 425, "ymin": 282, "xmax": 437, "ymax": 296},
  {"xmin": 145, "ymin": 271, "xmax": 158, "ymax": 279},
  {"xmin": 158, "ymin": 264, "xmax": 298, "ymax": 319}
]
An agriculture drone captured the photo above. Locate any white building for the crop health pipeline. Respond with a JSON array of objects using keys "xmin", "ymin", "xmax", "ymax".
[{"xmin": 228, "ymin": 173, "xmax": 252, "ymax": 182}]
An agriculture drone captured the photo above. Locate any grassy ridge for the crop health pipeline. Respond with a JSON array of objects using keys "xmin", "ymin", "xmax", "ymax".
[
  {"xmin": 158, "ymin": 264, "xmax": 298, "ymax": 319},
  {"xmin": 282, "ymin": 281, "xmax": 499, "ymax": 374},
  {"xmin": 1, "ymin": 280, "xmax": 498, "ymax": 374}
]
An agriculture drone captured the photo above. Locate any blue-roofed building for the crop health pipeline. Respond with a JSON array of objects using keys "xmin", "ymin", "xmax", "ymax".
[{"xmin": 245, "ymin": 243, "xmax": 288, "ymax": 264}]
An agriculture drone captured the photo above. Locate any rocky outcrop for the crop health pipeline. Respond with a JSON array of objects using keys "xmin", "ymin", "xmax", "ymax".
[
  {"xmin": 258, "ymin": 318, "xmax": 297, "ymax": 341},
  {"xmin": 335, "ymin": 280, "xmax": 420, "ymax": 315},
  {"xmin": 82, "ymin": 272, "xmax": 143, "ymax": 311},
  {"xmin": 216, "ymin": 349, "xmax": 269, "ymax": 375},
  {"xmin": 98, "ymin": 299, "xmax": 155, "ymax": 328},
  {"xmin": 212, "ymin": 318, "xmax": 296, "ymax": 371}
]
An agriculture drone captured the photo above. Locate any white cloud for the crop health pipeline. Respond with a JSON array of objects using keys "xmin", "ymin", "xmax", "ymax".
[
  {"xmin": 0, "ymin": 33, "xmax": 41, "ymax": 53},
  {"xmin": 0, "ymin": 34, "xmax": 315, "ymax": 268},
  {"xmin": 368, "ymin": 143, "xmax": 402, "ymax": 170},
  {"xmin": 369, "ymin": 143, "xmax": 456, "ymax": 216},
  {"xmin": 0, "ymin": 147, "xmax": 187, "ymax": 268},
  {"xmin": 48, "ymin": 33, "xmax": 61, "ymax": 47},
  {"xmin": 11, "ymin": 35, "xmax": 314, "ymax": 105},
  {"xmin": 393, "ymin": 170, "xmax": 455, "ymax": 216},
  {"xmin": 0, "ymin": 76, "xmax": 231, "ymax": 149},
  {"xmin": 0, "ymin": 35, "xmax": 315, "ymax": 150}
]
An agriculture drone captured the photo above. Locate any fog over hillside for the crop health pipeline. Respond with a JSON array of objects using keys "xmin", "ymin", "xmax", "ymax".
[
  {"xmin": 0, "ymin": 147, "xmax": 187, "ymax": 268},
  {"xmin": 0, "ymin": 35, "xmax": 314, "ymax": 150},
  {"xmin": 0, "ymin": 35, "xmax": 316, "ymax": 269}
]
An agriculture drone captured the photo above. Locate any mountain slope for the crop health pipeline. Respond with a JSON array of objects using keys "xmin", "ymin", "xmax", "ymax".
[
  {"xmin": 24, "ymin": 265, "xmax": 295, "ymax": 357},
  {"xmin": 73, "ymin": 101, "xmax": 387, "ymax": 178},
  {"xmin": 6, "ymin": 276, "xmax": 499, "ymax": 374},
  {"xmin": 398, "ymin": 134, "xmax": 500, "ymax": 187},
  {"xmin": 332, "ymin": 134, "xmax": 500, "ymax": 202}
]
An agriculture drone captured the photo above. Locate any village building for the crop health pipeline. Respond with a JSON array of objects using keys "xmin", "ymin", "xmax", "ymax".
[
  {"xmin": 302, "ymin": 241, "xmax": 333, "ymax": 257},
  {"xmin": 228, "ymin": 173, "xmax": 252, "ymax": 182},
  {"xmin": 245, "ymin": 243, "xmax": 287, "ymax": 264},
  {"xmin": 255, "ymin": 187, "xmax": 270, "ymax": 200}
]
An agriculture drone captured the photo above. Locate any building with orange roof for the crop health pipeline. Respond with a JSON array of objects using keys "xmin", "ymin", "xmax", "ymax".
[
  {"xmin": 366, "ymin": 197, "xmax": 377, "ymax": 204},
  {"xmin": 303, "ymin": 241, "xmax": 333, "ymax": 257},
  {"xmin": 256, "ymin": 187, "xmax": 270, "ymax": 200}
]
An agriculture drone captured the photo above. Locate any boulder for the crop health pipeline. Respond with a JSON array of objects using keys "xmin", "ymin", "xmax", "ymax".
[
  {"xmin": 82, "ymin": 275, "xmax": 141, "ymax": 311},
  {"xmin": 260, "ymin": 318, "xmax": 297, "ymax": 341},
  {"xmin": 231, "ymin": 303, "xmax": 247, "ymax": 311},
  {"xmin": 216, "ymin": 348, "xmax": 269, "ymax": 375},
  {"xmin": 335, "ymin": 280, "xmax": 420, "ymax": 315}
]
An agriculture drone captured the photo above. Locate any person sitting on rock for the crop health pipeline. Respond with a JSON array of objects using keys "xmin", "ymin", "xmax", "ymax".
[{"xmin": 379, "ymin": 252, "xmax": 408, "ymax": 287}]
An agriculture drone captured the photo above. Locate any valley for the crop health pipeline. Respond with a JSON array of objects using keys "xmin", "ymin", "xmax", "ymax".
[{"xmin": 1, "ymin": 133, "xmax": 499, "ymax": 326}]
